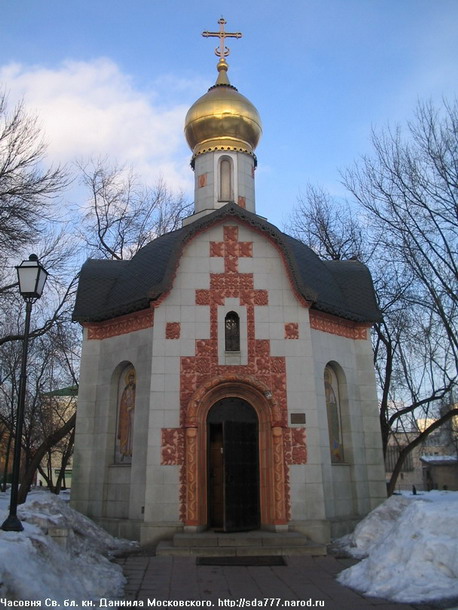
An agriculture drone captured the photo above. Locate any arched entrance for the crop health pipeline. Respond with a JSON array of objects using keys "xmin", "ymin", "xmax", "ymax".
[
  {"xmin": 207, "ymin": 397, "xmax": 260, "ymax": 532},
  {"xmin": 182, "ymin": 376, "xmax": 290, "ymax": 531}
]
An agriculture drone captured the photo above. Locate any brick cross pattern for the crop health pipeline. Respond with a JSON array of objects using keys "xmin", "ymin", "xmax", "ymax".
[
  {"xmin": 210, "ymin": 226, "xmax": 253, "ymax": 273},
  {"xmin": 163, "ymin": 222, "xmax": 306, "ymax": 526}
]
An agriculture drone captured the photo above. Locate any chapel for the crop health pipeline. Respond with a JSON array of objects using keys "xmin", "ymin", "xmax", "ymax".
[{"xmin": 71, "ymin": 19, "xmax": 387, "ymax": 548}]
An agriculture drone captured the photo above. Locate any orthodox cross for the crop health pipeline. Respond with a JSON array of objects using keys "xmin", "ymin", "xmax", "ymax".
[{"xmin": 202, "ymin": 18, "xmax": 242, "ymax": 58}]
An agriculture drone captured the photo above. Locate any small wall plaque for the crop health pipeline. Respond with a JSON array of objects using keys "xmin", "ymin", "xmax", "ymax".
[{"xmin": 290, "ymin": 413, "xmax": 306, "ymax": 425}]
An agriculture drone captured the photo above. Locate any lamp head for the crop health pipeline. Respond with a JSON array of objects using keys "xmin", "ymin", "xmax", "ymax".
[{"xmin": 16, "ymin": 255, "xmax": 48, "ymax": 300}]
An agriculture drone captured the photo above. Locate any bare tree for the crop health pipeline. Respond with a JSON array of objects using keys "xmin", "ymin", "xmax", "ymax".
[
  {"xmin": 343, "ymin": 100, "xmax": 458, "ymax": 494},
  {"xmin": 0, "ymin": 338, "xmax": 21, "ymax": 491},
  {"xmin": 0, "ymin": 92, "xmax": 67, "ymax": 256},
  {"xmin": 343, "ymin": 99, "xmax": 458, "ymax": 372},
  {"xmin": 79, "ymin": 159, "xmax": 192, "ymax": 260},
  {"xmin": 0, "ymin": 94, "xmax": 195, "ymax": 504},
  {"xmin": 287, "ymin": 184, "xmax": 364, "ymax": 261},
  {"xmin": 0, "ymin": 91, "xmax": 77, "ymax": 328},
  {"xmin": 0, "ymin": 320, "xmax": 79, "ymax": 502},
  {"xmin": 0, "ymin": 92, "xmax": 78, "ymax": 503},
  {"xmin": 288, "ymin": 100, "xmax": 458, "ymax": 493}
]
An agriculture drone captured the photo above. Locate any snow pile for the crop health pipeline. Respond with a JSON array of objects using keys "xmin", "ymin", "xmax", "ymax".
[
  {"xmin": 338, "ymin": 491, "xmax": 458, "ymax": 604},
  {"xmin": 0, "ymin": 491, "xmax": 136, "ymax": 603}
]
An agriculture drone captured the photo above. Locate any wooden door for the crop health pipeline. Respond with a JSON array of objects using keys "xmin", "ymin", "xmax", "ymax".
[
  {"xmin": 223, "ymin": 420, "xmax": 260, "ymax": 531},
  {"xmin": 207, "ymin": 398, "xmax": 260, "ymax": 532},
  {"xmin": 208, "ymin": 424, "xmax": 224, "ymax": 528}
]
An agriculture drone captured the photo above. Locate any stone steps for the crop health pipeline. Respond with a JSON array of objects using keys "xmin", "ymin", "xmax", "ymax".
[{"xmin": 156, "ymin": 530, "xmax": 327, "ymax": 557}]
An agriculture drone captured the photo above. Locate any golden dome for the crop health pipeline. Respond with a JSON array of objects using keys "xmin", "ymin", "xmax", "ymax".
[{"xmin": 184, "ymin": 58, "xmax": 262, "ymax": 159}]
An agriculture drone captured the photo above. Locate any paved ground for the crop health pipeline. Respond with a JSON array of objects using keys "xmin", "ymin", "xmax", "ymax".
[{"xmin": 114, "ymin": 553, "xmax": 453, "ymax": 610}]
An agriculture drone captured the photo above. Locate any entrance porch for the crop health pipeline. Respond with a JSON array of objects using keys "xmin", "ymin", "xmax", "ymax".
[{"xmin": 156, "ymin": 530, "xmax": 326, "ymax": 557}]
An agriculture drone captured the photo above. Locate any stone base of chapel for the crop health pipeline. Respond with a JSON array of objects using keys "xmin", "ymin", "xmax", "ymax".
[
  {"xmin": 94, "ymin": 515, "xmax": 366, "ymax": 551},
  {"xmin": 95, "ymin": 517, "xmax": 143, "ymax": 542},
  {"xmin": 156, "ymin": 530, "xmax": 327, "ymax": 557},
  {"xmin": 93, "ymin": 517, "xmax": 340, "ymax": 549}
]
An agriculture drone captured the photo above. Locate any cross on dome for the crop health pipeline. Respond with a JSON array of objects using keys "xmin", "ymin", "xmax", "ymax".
[{"xmin": 202, "ymin": 18, "xmax": 242, "ymax": 59}]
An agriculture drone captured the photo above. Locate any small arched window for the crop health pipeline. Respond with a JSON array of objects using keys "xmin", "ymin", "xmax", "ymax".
[
  {"xmin": 324, "ymin": 365, "xmax": 344, "ymax": 463},
  {"xmin": 225, "ymin": 311, "xmax": 240, "ymax": 352},
  {"xmin": 219, "ymin": 157, "xmax": 232, "ymax": 201}
]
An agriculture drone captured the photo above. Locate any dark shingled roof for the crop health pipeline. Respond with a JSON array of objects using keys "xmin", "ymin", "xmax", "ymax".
[{"xmin": 73, "ymin": 203, "xmax": 382, "ymax": 324}]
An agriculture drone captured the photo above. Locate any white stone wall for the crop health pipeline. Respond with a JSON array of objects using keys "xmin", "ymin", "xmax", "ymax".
[
  {"xmin": 309, "ymin": 329, "xmax": 387, "ymax": 524},
  {"xmin": 192, "ymin": 151, "xmax": 256, "ymax": 215},
  {"xmin": 71, "ymin": 324, "xmax": 153, "ymax": 536}
]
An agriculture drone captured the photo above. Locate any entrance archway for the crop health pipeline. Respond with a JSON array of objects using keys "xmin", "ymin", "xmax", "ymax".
[
  {"xmin": 182, "ymin": 376, "xmax": 289, "ymax": 530},
  {"xmin": 207, "ymin": 397, "xmax": 260, "ymax": 532}
]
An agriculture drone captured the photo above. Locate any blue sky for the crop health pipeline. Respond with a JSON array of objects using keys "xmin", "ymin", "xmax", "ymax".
[{"xmin": 1, "ymin": 0, "xmax": 458, "ymax": 228}]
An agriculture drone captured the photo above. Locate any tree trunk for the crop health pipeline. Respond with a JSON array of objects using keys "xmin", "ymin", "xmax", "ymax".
[
  {"xmin": 17, "ymin": 413, "xmax": 76, "ymax": 505},
  {"xmin": 54, "ymin": 427, "xmax": 75, "ymax": 495},
  {"xmin": 1, "ymin": 428, "xmax": 13, "ymax": 492},
  {"xmin": 37, "ymin": 464, "xmax": 52, "ymax": 489}
]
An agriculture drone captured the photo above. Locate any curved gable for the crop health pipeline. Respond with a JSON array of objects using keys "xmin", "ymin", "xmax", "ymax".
[{"xmin": 73, "ymin": 203, "xmax": 381, "ymax": 324}]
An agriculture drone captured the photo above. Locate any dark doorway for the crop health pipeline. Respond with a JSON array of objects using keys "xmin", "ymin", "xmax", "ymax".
[{"xmin": 207, "ymin": 398, "xmax": 260, "ymax": 532}]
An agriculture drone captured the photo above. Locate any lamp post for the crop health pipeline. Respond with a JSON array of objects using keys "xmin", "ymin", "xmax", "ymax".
[{"xmin": 1, "ymin": 255, "xmax": 48, "ymax": 532}]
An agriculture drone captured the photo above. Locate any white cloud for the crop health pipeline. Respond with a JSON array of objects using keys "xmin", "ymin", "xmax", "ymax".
[{"xmin": 0, "ymin": 58, "xmax": 194, "ymax": 193}]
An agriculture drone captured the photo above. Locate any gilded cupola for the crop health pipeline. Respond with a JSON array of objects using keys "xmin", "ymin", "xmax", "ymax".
[{"xmin": 184, "ymin": 57, "xmax": 262, "ymax": 160}]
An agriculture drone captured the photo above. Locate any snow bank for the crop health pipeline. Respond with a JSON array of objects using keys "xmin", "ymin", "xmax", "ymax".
[
  {"xmin": 337, "ymin": 491, "xmax": 458, "ymax": 603},
  {"xmin": 0, "ymin": 491, "xmax": 136, "ymax": 603}
]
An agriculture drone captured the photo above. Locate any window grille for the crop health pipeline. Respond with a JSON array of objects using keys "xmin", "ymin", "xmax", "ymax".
[{"xmin": 225, "ymin": 311, "xmax": 240, "ymax": 352}]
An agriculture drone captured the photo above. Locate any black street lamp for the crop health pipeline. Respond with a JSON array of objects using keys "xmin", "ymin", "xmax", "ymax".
[{"xmin": 1, "ymin": 255, "xmax": 48, "ymax": 532}]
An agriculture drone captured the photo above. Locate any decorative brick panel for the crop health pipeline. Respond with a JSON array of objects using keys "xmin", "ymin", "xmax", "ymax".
[
  {"xmin": 309, "ymin": 310, "xmax": 369, "ymax": 340},
  {"xmin": 272, "ymin": 427, "xmax": 288, "ymax": 523},
  {"xmin": 165, "ymin": 322, "xmax": 181, "ymax": 339},
  {"xmin": 284, "ymin": 428, "xmax": 307, "ymax": 465},
  {"xmin": 182, "ymin": 226, "xmax": 286, "ymax": 429},
  {"xmin": 284, "ymin": 322, "xmax": 299, "ymax": 339},
  {"xmin": 183, "ymin": 428, "xmax": 198, "ymax": 524},
  {"xmin": 85, "ymin": 309, "xmax": 154, "ymax": 340},
  {"xmin": 175, "ymin": 225, "xmax": 295, "ymax": 525},
  {"xmin": 209, "ymin": 226, "xmax": 253, "ymax": 272},
  {"xmin": 161, "ymin": 428, "xmax": 185, "ymax": 465}
]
